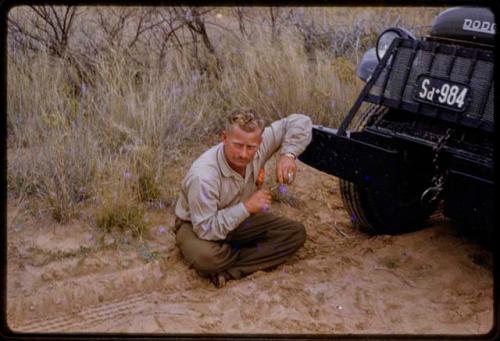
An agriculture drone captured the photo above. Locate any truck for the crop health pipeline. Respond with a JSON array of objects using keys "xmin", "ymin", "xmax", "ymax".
[{"xmin": 299, "ymin": 6, "xmax": 495, "ymax": 234}]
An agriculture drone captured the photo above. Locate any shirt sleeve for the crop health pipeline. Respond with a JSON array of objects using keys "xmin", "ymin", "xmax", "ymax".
[
  {"xmin": 186, "ymin": 174, "xmax": 250, "ymax": 241},
  {"xmin": 258, "ymin": 113, "xmax": 313, "ymax": 163}
]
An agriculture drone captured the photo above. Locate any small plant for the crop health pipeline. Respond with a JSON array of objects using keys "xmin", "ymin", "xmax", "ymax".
[
  {"xmin": 381, "ymin": 256, "xmax": 400, "ymax": 269},
  {"xmin": 96, "ymin": 203, "xmax": 147, "ymax": 237},
  {"xmin": 94, "ymin": 167, "xmax": 149, "ymax": 238},
  {"xmin": 46, "ymin": 189, "xmax": 75, "ymax": 223},
  {"xmin": 131, "ymin": 146, "xmax": 162, "ymax": 203},
  {"xmin": 138, "ymin": 243, "xmax": 160, "ymax": 263}
]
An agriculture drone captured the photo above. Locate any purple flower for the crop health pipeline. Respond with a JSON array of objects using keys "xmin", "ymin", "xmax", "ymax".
[
  {"xmin": 172, "ymin": 86, "xmax": 182, "ymax": 95},
  {"xmin": 158, "ymin": 226, "xmax": 167, "ymax": 234},
  {"xmin": 278, "ymin": 184, "xmax": 288, "ymax": 195},
  {"xmin": 123, "ymin": 170, "xmax": 132, "ymax": 180},
  {"xmin": 191, "ymin": 72, "xmax": 200, "ymax": 82}
]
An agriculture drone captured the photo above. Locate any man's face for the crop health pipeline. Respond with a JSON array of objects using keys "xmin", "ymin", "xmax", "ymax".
[{"xmin": 222, "ymin": 124, "xmax": 262, "ymax": 172}]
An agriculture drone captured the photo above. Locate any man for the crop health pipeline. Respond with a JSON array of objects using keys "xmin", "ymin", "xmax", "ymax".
[{"xmin": 174, "ymin": 109, "xmax": 312, "ymax": 288}]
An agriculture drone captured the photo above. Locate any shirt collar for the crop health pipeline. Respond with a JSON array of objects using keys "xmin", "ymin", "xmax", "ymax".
[{"xmin": 217, "ymin": 143, "xmax": 240, "ymax": 178}]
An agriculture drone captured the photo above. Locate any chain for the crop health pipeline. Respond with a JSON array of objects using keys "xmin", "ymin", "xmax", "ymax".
[{"xmin": 421, "ymin": 128, "xmax": 453, "ymax": 205}]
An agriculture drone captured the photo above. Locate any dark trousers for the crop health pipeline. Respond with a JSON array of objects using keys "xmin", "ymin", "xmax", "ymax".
[{"xmin": 175, "ymin": 213, "xmax": 306, "ymax": 279}]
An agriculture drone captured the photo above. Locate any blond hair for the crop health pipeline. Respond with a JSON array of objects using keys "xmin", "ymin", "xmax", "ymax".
[{"xmin": 225, "ymin": 109, "xmax": 265, "ymax": 133}]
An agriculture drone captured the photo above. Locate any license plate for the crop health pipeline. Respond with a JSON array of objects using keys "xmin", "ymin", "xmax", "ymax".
[{"xmin": 413, "ymin": 75, "xmax": 470, "ymax": 112}]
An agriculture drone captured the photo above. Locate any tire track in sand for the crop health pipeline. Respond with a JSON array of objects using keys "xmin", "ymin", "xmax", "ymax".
[{"xmin": 15, "ymin": 292, "xmax": 154, "ymax": 332}]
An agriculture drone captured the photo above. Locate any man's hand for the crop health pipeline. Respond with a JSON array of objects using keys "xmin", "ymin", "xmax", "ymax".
[
  {"xmin": 244, "ymin": 189, "xmax": 272, "ymax": 214},
  {"xmin": 276, "ymin": 154, "xmax": 297, "ymax": 184}
]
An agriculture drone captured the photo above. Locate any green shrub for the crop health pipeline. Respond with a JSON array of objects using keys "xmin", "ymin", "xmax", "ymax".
[{"xmin": 96, "ymin": 203, "xmax": 147, "ymax": 237}]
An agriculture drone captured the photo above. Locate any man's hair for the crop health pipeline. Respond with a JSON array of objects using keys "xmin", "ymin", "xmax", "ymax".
[{"xmin": 225, "ymin": 109, "xmax": 266, "ymax": 133}]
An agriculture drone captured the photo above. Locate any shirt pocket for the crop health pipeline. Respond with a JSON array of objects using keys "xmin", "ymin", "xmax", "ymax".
[{"xmin": 219, "ymin": 177, "xmax": 243, "ymax": 208}]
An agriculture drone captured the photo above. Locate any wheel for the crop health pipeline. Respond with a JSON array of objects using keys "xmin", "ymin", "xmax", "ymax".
[
  {"xmin": 339, "ymin": 104, "xmax": 437, "ymax": 234},
  {"xmin": 340, "ymin": 180, "xmax": 437, "ymax": 234}
]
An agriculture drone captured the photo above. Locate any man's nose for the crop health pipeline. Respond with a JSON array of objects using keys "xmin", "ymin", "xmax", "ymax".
[{"xmin": 240, "ymin": 146, "xmax": 249, "ymax": 159}]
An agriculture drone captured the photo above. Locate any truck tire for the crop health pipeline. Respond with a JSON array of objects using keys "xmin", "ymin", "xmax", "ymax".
[
  {"xmin": 339, "ymin": 104, "xmax": 437, "ymax": 234},
  {"xmin": 340, "ymin": 179, "xmax": 437, "ymax": 234}
]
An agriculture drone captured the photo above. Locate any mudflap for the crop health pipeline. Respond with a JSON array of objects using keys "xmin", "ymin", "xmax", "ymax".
[
  {"xmin": 298, "ymin": 126, "xmax": 401, "ymax": 192},
  {"xmin": 443, "ymin": 166, "xmax": 494, "ymax": 229}
]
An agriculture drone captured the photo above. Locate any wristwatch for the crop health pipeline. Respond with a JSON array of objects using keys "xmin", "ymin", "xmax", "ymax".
[{"xmin": 283, "ymin": 152, "xmax": 296, "ymax": 160}]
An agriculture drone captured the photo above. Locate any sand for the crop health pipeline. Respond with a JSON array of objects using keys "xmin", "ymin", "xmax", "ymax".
[{"xmin": 6, "ymin": 161, "xmax": 494, "ymax": 335}]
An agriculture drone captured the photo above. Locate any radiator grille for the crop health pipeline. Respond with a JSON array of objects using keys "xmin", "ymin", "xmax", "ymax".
[{"xmin": 368, "ymin": 38, "xmax": 494, "ymax": 131}]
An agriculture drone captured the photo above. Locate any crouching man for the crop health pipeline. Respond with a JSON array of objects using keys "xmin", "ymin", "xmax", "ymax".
[{"xmin": 174, "ymin": 109, "xmax": 312, "ymax": 287}]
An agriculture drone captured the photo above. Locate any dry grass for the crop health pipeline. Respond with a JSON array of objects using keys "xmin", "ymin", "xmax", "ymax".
[{"xmin": 7, "ymin": 6, "xmax": 444, "ymax": 234}]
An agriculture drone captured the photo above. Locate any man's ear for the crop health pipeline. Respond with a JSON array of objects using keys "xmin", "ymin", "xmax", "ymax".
[{"xmin": 221, "ymin": 130, "xmax": 227, "ymax": 142}]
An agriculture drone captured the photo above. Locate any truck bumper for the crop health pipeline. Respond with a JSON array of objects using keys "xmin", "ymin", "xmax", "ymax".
[
  {"xmin": 299, "ymin": 125, "xmax": 494, "ymax": 228},
  {"xmin": 298, "ymin": 125, "xmax": 401, "ymax": 192}
]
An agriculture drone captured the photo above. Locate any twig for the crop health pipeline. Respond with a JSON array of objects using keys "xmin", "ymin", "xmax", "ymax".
[
  {"xmin": 153, "ymin": 315, "xmax": 167, "ymax": 332},
  {"xmin": 268, "ymin": 183, "xmax": 280, "ymax": 191},
  {"xmin": 334, "ymin": 224, "xmax": 350, "ymax": 238}
]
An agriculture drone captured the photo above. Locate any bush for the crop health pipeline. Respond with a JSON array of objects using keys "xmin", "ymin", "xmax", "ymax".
[
  {"xmin": 94, "ymin": 168, "xmax": 148, "ymax": 237},
  {"xmin": 7, "ymin": 129, "xmax": 98, "ymax": 222},
  {"xmin": 96, "ymin": 203, "xmax": 147, "ymax": 238}
]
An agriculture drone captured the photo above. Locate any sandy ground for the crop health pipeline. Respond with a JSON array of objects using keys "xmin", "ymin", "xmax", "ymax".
[{"xmin": 6, "ymin": 160, "xmax": 494, "ymax": 335}]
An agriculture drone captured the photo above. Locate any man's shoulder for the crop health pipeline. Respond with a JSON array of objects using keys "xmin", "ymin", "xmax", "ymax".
[
  {"xmin": 188, "ymin": 144, "xmax": 221, "ymax": 178},
  {"xmin": 192, "ymin": 143, "xmax": 219, "ymax": 165}
]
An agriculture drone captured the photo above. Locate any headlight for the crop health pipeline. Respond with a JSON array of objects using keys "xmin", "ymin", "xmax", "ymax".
[{"xmin": 376, "ymin": 28, "xmax": 415, "ymax": 61}]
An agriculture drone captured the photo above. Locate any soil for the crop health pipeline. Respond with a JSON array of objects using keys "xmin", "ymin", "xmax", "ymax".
[{"xmin": 6, "ymin": 160, "xmax": 494, "ymax": 335}]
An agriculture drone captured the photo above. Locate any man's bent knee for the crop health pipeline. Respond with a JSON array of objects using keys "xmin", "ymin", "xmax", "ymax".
[
  {"xmin": 183, "ymin": 242, "xmax": 235, "ymax": 274},
  {"xmin": 176, "ymin": 224, "xmax": 233, "ymax": 273},
  {"xmin": 270, "ymin": 217, "xmax": 306, "ymax": 248},
  {"xmin": 192, "ymin": 246, "xmax": 224, "ymax": 272}
]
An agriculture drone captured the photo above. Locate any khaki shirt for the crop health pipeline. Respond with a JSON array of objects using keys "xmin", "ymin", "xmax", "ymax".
[{"xmin": 174, "ymin": 113, "xmax": 312, "ymax": 241}]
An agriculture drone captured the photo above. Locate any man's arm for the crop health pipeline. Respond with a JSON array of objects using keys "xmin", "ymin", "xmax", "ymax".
[
  {"xmin": 258, "ymin": 113, "xmax": 313, "ymax": 164},
  {"xmin": 186, "ymin": 174, "xmax": 250, "ymax": 241}
]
